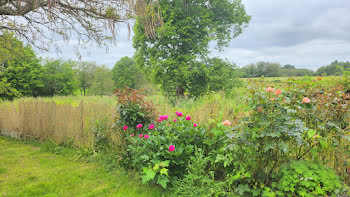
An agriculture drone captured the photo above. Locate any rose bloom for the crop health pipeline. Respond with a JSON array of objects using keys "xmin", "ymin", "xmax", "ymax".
[
  {"xmin": 157, "ymin": 118, "xmax": 162, "ymax": 122},
  {"xmin": 168, "ymin": 145, "xmax": 175, "ymax": 152},
  {"xmin": 266, "ymin": 87, "xmax": 275, "ymax": 92},
  {"xmin": 130, "ymin": 133, "xmax": 134, "ymax": 137},
  {"xmin": 185, "ymin": 116, "xmax": 191, "ymax": 120},
  {"xmin": 144, "ymin": 135, "xmax": 149, "ymax": 139},
  {"xmin": 274, "ymin": 89, "xmax": 282, "ymax": 96},
  {"xmin": 302, "ymin": 97, "xmax": 311, "ymax": 103},
  {"xmin": 222, "ymin": 120, "xmax": 231, "ymax": 126},
  {"xmin": 149, "ymin": 124, "xmax": 155, "ymax": 130},
  {"xmin": 139, "ymin": 134, "xmax": 143, "ymax": 138},
  {"xmin": 176, "ymin": 112, "xmax": 183, "ymax": 117},
  {"xmin": 160, "ymin": 115, "xmax": 169, "ymax": 120},
  {"xmin": 136, "ymin": 124, "xmax": 143, "ymax": 129},
  {"xmin": 172, "ymin": 119, "xmax": 177, "ymax": 122},
  {"xmin": 194, "ymin": 123, "xmax": 197, "ymax": 127},
  {"xmin": 123, "ymin": 126, "xmax": 128, "ymax": 130}
]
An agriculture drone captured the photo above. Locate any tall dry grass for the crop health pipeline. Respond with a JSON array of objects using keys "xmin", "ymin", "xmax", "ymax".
[{"xmin": 0, "ymin": 99, "xmax": 115, "ymax": 147}]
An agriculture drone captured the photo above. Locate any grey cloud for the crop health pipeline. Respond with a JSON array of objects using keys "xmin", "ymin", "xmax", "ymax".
[{"xmin": 37, "ymin": 1, "xmax": 350, "ymax": 69}]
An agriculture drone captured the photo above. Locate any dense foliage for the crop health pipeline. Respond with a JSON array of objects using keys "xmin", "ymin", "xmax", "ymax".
[
  {"xmin": 133, "ymin": 0, "xmax": 250, "ymax": 97},
  {"xmin": 272, "ymin": 161, "xmax": 343, "ymax": 196},
  {"xmin": 239, "ymin": 62, "xmax": 315, "ymax": 78},
  {"xmin": 89, "ymin": 65, "xmax": 114, "ymax": 96},
  {"xmin": 112, "ymin": 57, "xmax": 143, "ymax": 89},
  {"xmin": 316, "ymin": 60, "xmax": 350, "ymax": 76},
  {"xmin": 114, "ymin": 77, "xmax": 349, "ymax": 196},
  {"xmin": 0, "ymin": 32, "xmax": 44, "ymax": 100},
  {"xmin": 115, "ymin": 88, "xmax": 157, "ymax": 130},
  {"xmin": 41, "ymin": 59, "xmax": 77, "ymax": 96}
]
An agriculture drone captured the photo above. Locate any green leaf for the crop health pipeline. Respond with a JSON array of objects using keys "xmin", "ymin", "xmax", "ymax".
[
  {"xmin": 141, "ymin": 169, "xmax": 156, "ymax": 184},
  {"xmin": 235, "ymin": 184, "xmax": 250, "ymax": 195},
  {"xmin": 153, "ymin": 164, "xmax": 160, "ymax": 171},
  {"xmin": 157, "ymin": 176, "xmax": 169, "ymax": 189},
  {"xmin": 307, "ymin": 129, "xmax": 316, "ymax": 139},
  {"xmin": 211, "ymin": 128, "xmax": 222, "ymax": 136},
  {"xmin": 160, "ymin": 168, "xmax": 168, "ymax": 176}
]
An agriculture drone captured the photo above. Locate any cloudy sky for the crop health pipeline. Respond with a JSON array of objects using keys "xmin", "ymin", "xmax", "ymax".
[{"xmin": 38, "ymin": 0, "xmax": 350, "ymax": 70}]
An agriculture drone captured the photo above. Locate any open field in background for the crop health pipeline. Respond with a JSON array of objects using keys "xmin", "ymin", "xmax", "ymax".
[
  {"xmin": 0, "ymin": 136, "xmax": 163, "ymax": 197},
  {"xmin": 0, "ymin": 76, "xmax": 345, "ymax": 148}
]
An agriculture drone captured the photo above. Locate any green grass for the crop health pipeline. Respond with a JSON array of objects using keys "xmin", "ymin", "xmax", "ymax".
[{"xmin": 0, "ymin": 136, "xmax": 164, "ymax": 197}]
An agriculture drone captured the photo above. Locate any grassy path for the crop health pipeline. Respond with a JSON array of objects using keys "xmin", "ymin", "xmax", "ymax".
[{"xmin": 0, "ymin": 136, "xmax": 163, "ymax": 197}]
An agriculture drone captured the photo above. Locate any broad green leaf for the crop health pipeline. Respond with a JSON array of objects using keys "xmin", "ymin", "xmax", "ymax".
[
  {"xmin": 307, "ymin": 129, "xmax": 316, "ymax": 139},
  {"xmin": 141, "ymin": 169, "xmax": 156, "ymax": 184},
  {"xmin": 235, "ymin": 184, "xmax": 250, "ymax": 195},
  {"xmin": 160, "ymin": 168, "xmax": 169, "ymax": 176}
]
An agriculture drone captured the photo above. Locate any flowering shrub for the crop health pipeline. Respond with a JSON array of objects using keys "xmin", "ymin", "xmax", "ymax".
[
  {"xmin": 224, "ymin": 77, "xmax": 349, "ymax": 195},
  {"xmin": 114, "ymin": 87, "xmax": 157, "ymax": 133},
  {"xmin": 121, "ymin": 111, "xmax": 226, "ymax": 188},
  {"xmin": 116, "ymin": 77, "xmax": 349, "ymax": 193}
]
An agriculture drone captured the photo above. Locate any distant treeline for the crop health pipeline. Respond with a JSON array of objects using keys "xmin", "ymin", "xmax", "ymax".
[{"xmin": 239, "ymin": 61, "xmax": 350, "ymax": 78}]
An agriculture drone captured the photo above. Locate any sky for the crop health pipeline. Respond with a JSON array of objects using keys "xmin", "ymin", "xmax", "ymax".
[{"xmin": 37, "ymin": 0, "xmax": 350, "ymax": 70}]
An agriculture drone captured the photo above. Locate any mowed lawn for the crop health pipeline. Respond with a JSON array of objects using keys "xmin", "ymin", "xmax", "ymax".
[{"xmin": 0, "ymin": 136, "xmax": 163, "ymax": 197}]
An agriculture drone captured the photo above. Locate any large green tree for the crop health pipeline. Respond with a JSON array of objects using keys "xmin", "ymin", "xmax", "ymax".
[
  {"xmin": 41, "ymin": 59, "xmax": 77, "ymax": 96},
  {"xmin": 133, "ymin": 0, "xmax": 250, "ymax": 97},
  {"xmin": 75, "ymin": 61, "xmax": 97, "ymax": 96},
  {"xmin": 206, "ymin": 57, "xmax": 241, "ymax": 94},
  {"xmin": 112, "ymin": 56, "xmax": 141, "ymax": 89},
  {"xmin": 0, "ymin": 32, "xmax": 44, "ymax": 100},
  {"xmin": 90, "ymin": 65, "xmax": 114, "ymax": 96}
]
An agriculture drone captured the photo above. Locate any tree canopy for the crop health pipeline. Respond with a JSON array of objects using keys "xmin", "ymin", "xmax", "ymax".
[
  {"xmin": 112, "ymin": 56, "xmax": 142, "ymax": 89},
  {"xmin": 0, "ymin": 32, "xmax": 44, "ymax": 100},
  {"xmin": 133, "ymin": 0, "xmax": 250, "ymax": 97}
]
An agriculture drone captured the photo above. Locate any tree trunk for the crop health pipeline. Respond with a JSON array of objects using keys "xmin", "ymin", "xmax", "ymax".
[{"xmin": 176, "ymin": 85, "xmax": 184, "ymax": 97}]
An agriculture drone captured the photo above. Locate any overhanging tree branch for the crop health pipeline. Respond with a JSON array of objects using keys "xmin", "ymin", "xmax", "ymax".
[{"xmin": 0, "ymin": 0, "xmax": 162, "ymax": 51}]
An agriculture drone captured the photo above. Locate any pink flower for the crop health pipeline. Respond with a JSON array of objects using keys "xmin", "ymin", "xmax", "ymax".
[
  {"xmin": 157, "ymin": 118, "xmax": 162, "ymax": 122},
  {"xmin": 302, "ymin": 97, "xmax": 311, "ymax": 103},
  {"xmin": 222, "ymin": 120, "xmax": 231, "ymax": 126},
  {"xmin": 160, "ymin": 115, "xmax": 169, "ymax": 120},
  {"xmin": 266, "ymin": 87, "xmax": 275, "ymax": 92},
  {"xmin": 186, "ymin": 116, "xmax": 191, "ymax": 121},
  {"xmin": 136, "ymin": 124, "xmax": 143, "ymax": 129},
  {"xmin": 139, "ymin": 134, "xmax": 143, "ymax": 138},
  {"xmin": 130, "ymin": 133, "xmax": 134, "ymax": 137},
  {"xmin": 168, "ymin": 145, "xmax": 175, "ymax": 152},
  {"xmin": 123, "ymin": 126, "xmax": 128, "ymax": 130},
  {"xmin": 176, "ymin": 111, "xmax": 183, "ymax": 117},
  {"xmin": 144, "ymin": 135, "xmax": 149, "ymax": 139},
  {"xmin": 172, "ymin": 119, "xmax": 177, "ymax": 122},
  {"xmin": 194, "ymin": 123, "xmax": 197, "ymax": 127},
  {"xmin": 149, "ymin": 124, "xmax": 155, "ymax": 130}
]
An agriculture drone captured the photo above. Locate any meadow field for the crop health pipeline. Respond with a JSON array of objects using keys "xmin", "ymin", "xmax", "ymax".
[{"xmin": 0, "ymin": 76, "xmax": 349, "ymax": 196}]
